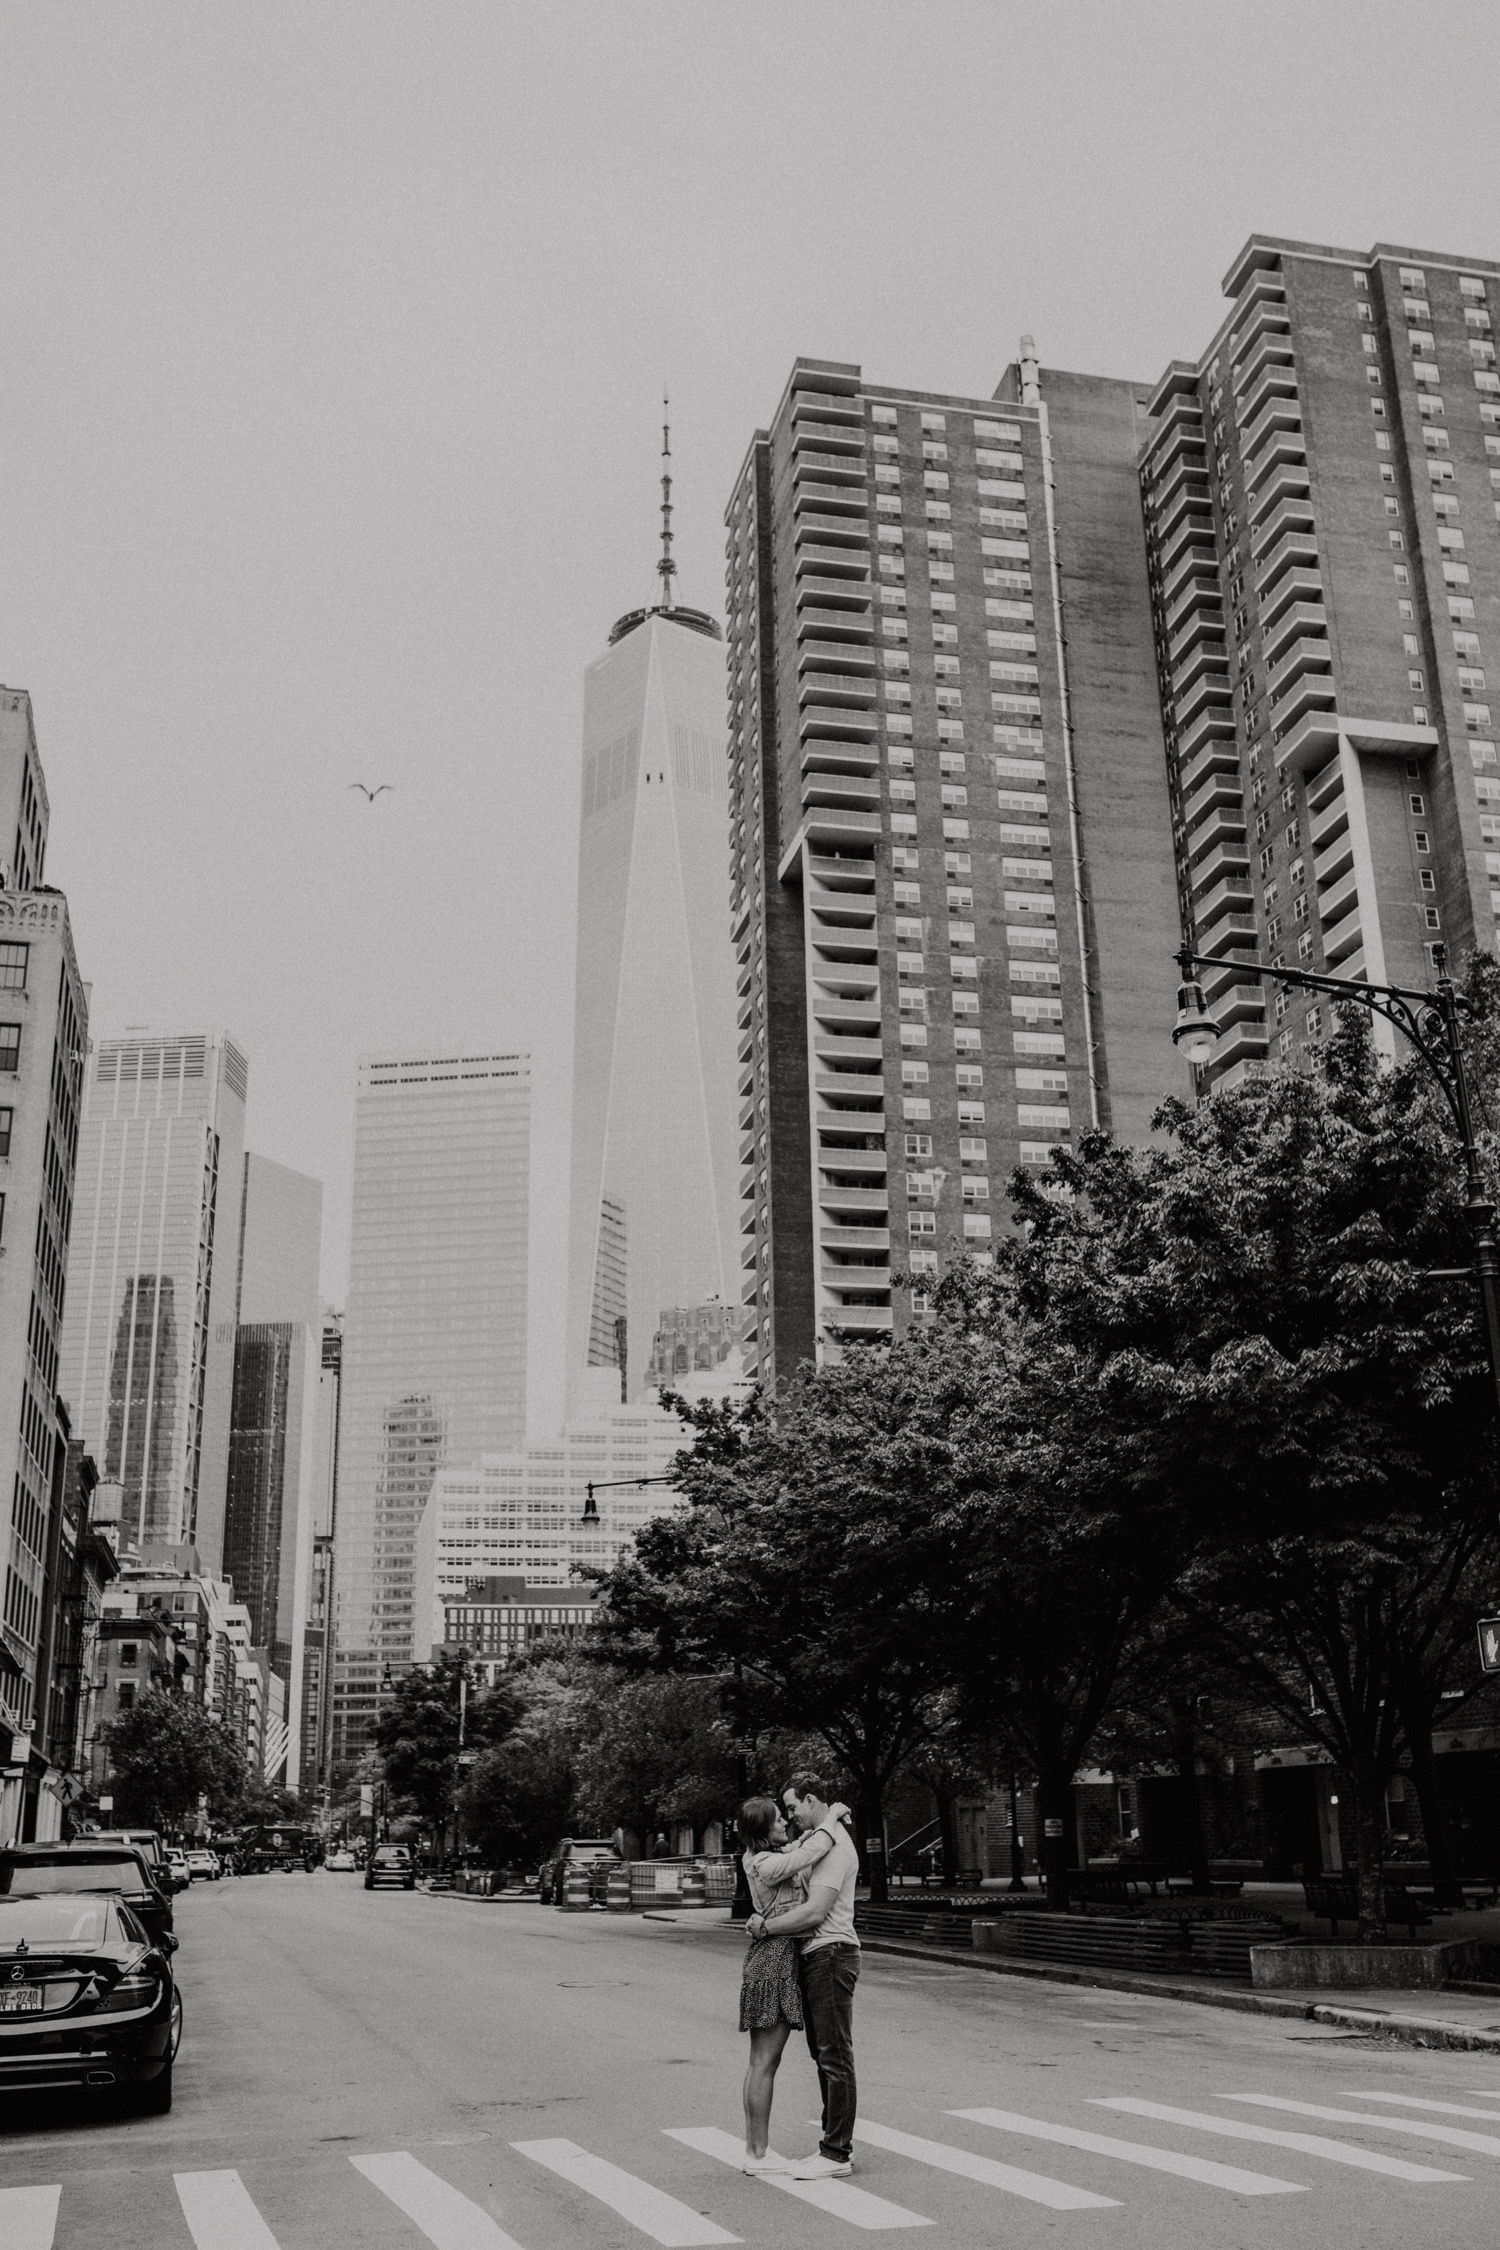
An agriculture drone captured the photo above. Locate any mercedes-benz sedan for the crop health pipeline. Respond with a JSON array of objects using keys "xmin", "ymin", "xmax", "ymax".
[{"xmin": 0, "ymin": 1892, "xmax": 181, "ymax": 2111}]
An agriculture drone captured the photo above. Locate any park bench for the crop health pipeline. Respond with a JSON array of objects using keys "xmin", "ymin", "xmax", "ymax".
[
  {"xmin": 1303, "ymin": 1873, "xmax": 1431, "ymax": 1938},
  {"xmin": 1070, "ymin": 1862, "xmax": 1170, "ymax": 1905}
]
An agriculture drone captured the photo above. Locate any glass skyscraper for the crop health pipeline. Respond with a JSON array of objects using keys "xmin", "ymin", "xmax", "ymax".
[
  {"xmin": 334, "ymin": 1051, "xmax": 529, "ymax": 1760},
  {"xmin": 565, "ymin": 601, "xmax": 739, "ymax": 1406},
  {"xmin": 59, "ymin": 1031, "xmax": 248, "ymax": 1569}
]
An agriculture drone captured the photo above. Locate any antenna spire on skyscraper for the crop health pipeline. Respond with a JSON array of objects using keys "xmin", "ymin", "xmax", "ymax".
[{"xmin": 658, "ymin": 392, "xmax": 676, "ymax": 610}]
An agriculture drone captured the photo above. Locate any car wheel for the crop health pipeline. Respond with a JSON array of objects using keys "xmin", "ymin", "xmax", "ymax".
[
  {"xmin": 137, "ymin": 2061, "xmax": 173, "ymax": 2114},
  {"xmin": 170, "ymin": 1986, "xmax": 184, "ymax": 2060}
]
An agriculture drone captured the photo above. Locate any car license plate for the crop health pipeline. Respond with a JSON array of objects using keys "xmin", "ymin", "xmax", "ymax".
[{"xmin": 0, "ymin": 1985, "xmax": 42, "ymax": 2014}]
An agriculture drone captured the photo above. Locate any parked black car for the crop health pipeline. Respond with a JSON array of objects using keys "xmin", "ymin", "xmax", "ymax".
[
  {"xmin": 364, "ymin": 1845, "xmax": 415, "ymax": 1892},
  {"xmin": 0, "ymin": 1890, "xmax": 181, "ymax": 2110},
  {"xmin": 0, "ymin": 1844, "xmax": 175, "ymax": 1951}
]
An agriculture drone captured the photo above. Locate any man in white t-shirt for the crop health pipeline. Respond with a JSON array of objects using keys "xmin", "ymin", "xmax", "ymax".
[{"xmin": 744, "ymin": 1769, "xmax": 860, "ymax": 2179}]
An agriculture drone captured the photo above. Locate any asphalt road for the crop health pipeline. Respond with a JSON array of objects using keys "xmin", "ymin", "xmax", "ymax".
[{"xmin": 5, "ymin": 1873, "xmax": 1500, "ymax": 2248}]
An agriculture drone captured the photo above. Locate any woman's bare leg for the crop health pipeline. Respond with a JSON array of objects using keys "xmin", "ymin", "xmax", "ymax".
[{"xmin": 743, "ymin": 2021, "xmax": 793, "ymax": 2155}]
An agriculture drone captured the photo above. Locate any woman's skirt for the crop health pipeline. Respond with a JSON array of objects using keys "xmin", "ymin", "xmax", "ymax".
[{"xmin": 739, "ymin": 1933, "xmax": 803, "ymax": 2032}]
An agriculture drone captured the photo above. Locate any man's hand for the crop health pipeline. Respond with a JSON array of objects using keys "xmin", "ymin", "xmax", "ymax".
[
  {"xmin": 757, "ymin": 1874, "xmax": 839, "ymax": 1939},
  {"xmin": 746, "ymin": 1913, "xmax": 766, "ymax": 1939}
]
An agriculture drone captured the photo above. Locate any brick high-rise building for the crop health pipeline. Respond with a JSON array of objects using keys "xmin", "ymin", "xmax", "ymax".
[
  {"xmin": 726, "ymin": 357, "xmax": 1187, "ymax": 1385},
  {"xmin": 1143, "ymin": 236, "xmax": 1500, "ymax": 1082}
]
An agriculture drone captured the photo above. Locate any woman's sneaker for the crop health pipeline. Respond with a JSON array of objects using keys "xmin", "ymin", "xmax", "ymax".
[{"xmin": 741, "ymin": 2151, "xmax": 792, "ymax": 2175}]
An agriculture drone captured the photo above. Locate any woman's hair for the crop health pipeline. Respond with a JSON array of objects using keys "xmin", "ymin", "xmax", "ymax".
[{"xmin": 738, "ymin": 1795, "xmax": 780, "ymax": 1849}]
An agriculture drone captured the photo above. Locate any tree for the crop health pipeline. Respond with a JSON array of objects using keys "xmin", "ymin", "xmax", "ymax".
[
  {"xmin": 375, "ymin": 1653, "xmax": 519, "ymax": 1851},
  {"xmin": 595, "ymin": 1358, "xmax": 982, "ymax": 1902},
  {"xmin": 572, "ymin": 1670, "xmax": 740, "ymax": 1843},
  {"xmin": 963, "ymin": 985, "xmax": 1500, "ymax": 1936},
  {"xmin": 104, "ymin": 1692, "xmax": 244, "ymax": 1829},
  {"xmin": 460, "ymin": 1657, "xmax": 580, "ymax": 1868}
]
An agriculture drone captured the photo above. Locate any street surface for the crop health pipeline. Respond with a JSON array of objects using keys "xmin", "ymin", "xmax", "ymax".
[{"xmin": 4, "ymin": 1874, "xmax": 1500, "ymax": 2247}]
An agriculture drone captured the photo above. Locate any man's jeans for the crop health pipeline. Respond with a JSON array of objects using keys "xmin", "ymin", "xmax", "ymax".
[{"xmin": 800, "ymin": 1942, "xmax": 860, "ymax": 2162}]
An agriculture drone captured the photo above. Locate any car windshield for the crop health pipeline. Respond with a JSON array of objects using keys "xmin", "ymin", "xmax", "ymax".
[
  {"xmin": 0, "ymin": 1860, "xmax": 144, "ymax": 1898},
  {"xmin": 0, "ymin": 1896, "xmax": 115, "ymax": 1945}
]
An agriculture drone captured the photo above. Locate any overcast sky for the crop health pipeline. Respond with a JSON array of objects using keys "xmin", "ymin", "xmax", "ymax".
[{"xmin": 2, "ymin": 1, "xmax": 1496, "ymax": 1437}]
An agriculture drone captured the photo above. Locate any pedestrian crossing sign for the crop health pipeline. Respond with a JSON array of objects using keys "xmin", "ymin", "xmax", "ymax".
[{"xmin": 1479, "ymin": 1617, "xmax": 1500, "ymax": 1672}]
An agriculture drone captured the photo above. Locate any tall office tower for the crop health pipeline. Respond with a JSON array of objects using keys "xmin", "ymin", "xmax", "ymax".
[
  {"xmin": 60, "ymin": 1030, "xmax": 247, "ymax": 1569},
  {"xmin": 1144, "ymin": 237, "xmax": 1500, "ymax": 1083},
  {"xmin": 301, "ymin": 1312, "xmax": 341, "ymax": 1788},
  {"xmin": 565, "ymin": 428, "xmax": 738, "ymax": 1405},
  {"xmin": 334, "ymin": 1052, "xmax": 529, "ymax": 1758},
  {"xmin": 726, "ymin": 360, "xmax": 1186, "ymax": 1385},
  {"xmin": 222, "ymin": 1154, "xmax": 322, "ymax": 1785},
  {"xmin": 0, "ymin": 687, "xmax": 87, "ymax": 1845}
]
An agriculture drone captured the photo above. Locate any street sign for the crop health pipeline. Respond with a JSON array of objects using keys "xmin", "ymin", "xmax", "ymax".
[
  {"xmin": 1479, "ymin": 1618, "xmax": 1500, "ymax": 1673},
  {"xmin": 98, "ymin": 1795, "xmax": 113, "ymax": 1813},
  {"xmin": 457, "ymin": 1750, "xmax": 478, "ymax": 1766}
]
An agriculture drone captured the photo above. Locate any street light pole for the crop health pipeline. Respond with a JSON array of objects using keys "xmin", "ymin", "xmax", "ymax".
[{"xmin": 1173, "ymin": 941, "xmax": 1500, "ymax": 1427}]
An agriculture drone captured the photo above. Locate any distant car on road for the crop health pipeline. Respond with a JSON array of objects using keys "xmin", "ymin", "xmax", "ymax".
[
  {"xmin": 165, "ymin": 1848, "xmax": 191, "ymax": 1892},
  {"xmin": 0, "ymin": 1844, "xmax": 174, "ymax": 1951},
  {"xmin": 324, "ymin": 1848, "xmax": 358, "ymax": 1872},
  {"xmin": 364, "ymin": 1845, "xmax": 415, "ymax": 1892},
  {"xmin": 539, "ymin": 1838, "xmax": 615, "ymax": 1905},
  {"xmin": 0, "ymin": 1889, "xmax": 181, "ymax": 2111},
  {"xmin": 185, "ymin": 1849, "xmax": 220, "ymax": 1882}
]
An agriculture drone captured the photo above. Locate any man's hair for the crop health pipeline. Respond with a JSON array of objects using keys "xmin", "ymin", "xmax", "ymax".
[
  {"xmin": 784, "ymin": 1771, "xmax": 831, "ymax": 1805},
  {"xmin": 738, "ymin": 1796, "xmax": 780, "ymax": 1849}
]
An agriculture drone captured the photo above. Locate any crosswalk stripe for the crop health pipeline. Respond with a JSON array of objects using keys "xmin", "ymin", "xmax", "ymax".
[
  {"xmin": 0, "ymin": 2186, "xmax": 60, "ymax": 2250},
  {"xmin": 665, "ymin": 2126, "xmax": 932, "ymax": 2230},
  {"xmin": 1340, "ymin": 2091, "xmax": 1500, "ymax": 2123},
  {"xmin": 952, "ymin": 2105, "xmax": 1305, "ymax": 2196},
  {"xmin": 1226, "ymin": 2093, "xmax": 1500, "ymax": 2157},
  {"xmin": 175, "ymin": 2172, "xmax": 283, "ymax": 2250},
  {"xmin": 513, "ymin": 2137, "xmax": 739, "ymax": 2246},
  {"xmin": 1096, "ymin": 2099, "xmax": 1467, "ymax": 2183},
  {"xmin": 856, "ymin": 2118, "xmax": 1119, "ymax": 2209},
  {"xmin": 350, "ymin": 2151, "xmax": 531, "ymax": 2250}
]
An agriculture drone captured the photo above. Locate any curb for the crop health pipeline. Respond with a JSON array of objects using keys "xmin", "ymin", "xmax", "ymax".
[{"xmin": 856, "ymin": 1936, "xmax": 1500, "ymax": 2052}]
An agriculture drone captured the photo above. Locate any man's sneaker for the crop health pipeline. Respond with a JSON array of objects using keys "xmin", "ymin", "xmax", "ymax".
[
  {"xmin": 741, "ymin": 2152, "xmax": 791, "ymax": 2175},
  {"xmin": 789, "ymin": 2154, "xmax": 853, "ymax": 2180}
]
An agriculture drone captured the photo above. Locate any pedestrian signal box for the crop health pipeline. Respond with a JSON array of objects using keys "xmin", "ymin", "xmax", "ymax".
[{"xmin": 1479, "ymin": 1618, "xmax": 1500, "ymax": 1673}]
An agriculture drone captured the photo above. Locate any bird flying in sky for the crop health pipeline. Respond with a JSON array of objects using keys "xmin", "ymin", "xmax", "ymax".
[{"xmin": 348, "ymin": 783, "xmax": 393, "ymax": 801}]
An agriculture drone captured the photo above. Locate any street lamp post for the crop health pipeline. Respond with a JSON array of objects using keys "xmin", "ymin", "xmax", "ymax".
[{"xmin": 1172, "ymin": 940, "xmax": 1500, "ymax": 1426}]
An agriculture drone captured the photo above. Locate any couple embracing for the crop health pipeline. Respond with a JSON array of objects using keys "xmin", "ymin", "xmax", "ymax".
[{"xmin": 737, "ymin": 1771, "xmax": 860, "ymax": 2179}]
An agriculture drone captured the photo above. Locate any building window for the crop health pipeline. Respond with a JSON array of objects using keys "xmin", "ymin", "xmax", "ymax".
[
  {"xmin": 116, "ymin": 1681, "xmax": 135, "ymax": 1710},
  {"xmin": 0, "ymin": 1109, "xmax": 11, "ymax": 1161},
  {"xmin": 0, "ymin": 1025, "xmax": 19, "ymax": 1075},
  {"xmin": 1424, "ymin": 907, "xmax": 1441, "ymax": 932},
  {"xmin": 1409, "ymin": 794, "xmax": 1426, "ymax": 815},
  {"xmin": 1419, "ymin": 869, "xmax": 1436, "ymax": 893},
  {"xmin": 0, "ymin": 944, "xmax": 28, "ymax": 993},
  {"xmin": 120, "ymin": 1643, "xmax": 138, "ymax": 1666}
]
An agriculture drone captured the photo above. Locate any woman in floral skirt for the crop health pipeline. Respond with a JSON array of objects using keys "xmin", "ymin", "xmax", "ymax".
[{"xmin": 737, "ymin": 1793, "xmax": 844, "ymax": 2173}]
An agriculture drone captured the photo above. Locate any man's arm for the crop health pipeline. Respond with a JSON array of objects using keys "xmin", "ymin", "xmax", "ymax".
[
  {"xmin": 759, "ymin": 1873, "xmax": 840, "ymax": 1938},
  {"xmin": 748, "ymin": 1825, "xmax": 836, "ymax": 1883}
]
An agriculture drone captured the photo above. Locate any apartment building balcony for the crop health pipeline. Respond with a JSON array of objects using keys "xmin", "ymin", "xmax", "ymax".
[
  {"xmin": 794, "ymin": 513, "xmax": 871, "ymax": 550},
  {"xmin": 799, "ymin": 606, "xmax": 875, "ymax": 641},
  {"xmin": 803, "ymin": 774, "xmax": 881, "ymax": 820},
  {"xmin": 794, "ymin": 450, "xmax": 869, "ymax": 487},
  {"xmin": 1310, "ymin": 793, "xmax": 1350, "ymax": 854},
  {"xmin": 812, "ymin": 937, "xmax": 879, "ymax": 982},
  {"xmin": 1183, "ymin": 765, "xmax": 1244, "ymax": 828},
  {"xmin": 808, "ymin": 881, "xmax": 878, "ymax": 928},
  {"xmin": 1267, "ymin": 632, "xmax": 1333, "ymax": 692},
  {"xmin": 818, "ymin": 1184, "xmax": 890, "ymax": 1216},
  {"xmin": 821, "ymin": 1258, "xmax": 893, "ymax": 1296},
  {"xmin": 1190, "ymin": 839, "xmax": 1251, "ymax": 898},
  {"xmin": 1240, "ymin": 393, "xmax": 1303, "ymax": 468},
  {"xmin": 1196, "ymin": 910, "xmax": 1259, "ymax": 958},
  {"xmin": 807, "ymin": 852, "xmax": 878, "ymax": 891},
  {"xmin": 1157, "ymin": 507, "xmax": 1217, "ymax": 579},
  {"xmin": 802, "ymin": 808, "xmax": 883, "ymax": 853},
  {"xmin": 1176, "ymin": 698, "xmax": 1240, "ymax": 764},
  {"xmin": 793, "ymin": 389, "xmax": 863, "ymax": 423},
  {"xmin": 1234, "ymin": 360, "xmax": 1298, "ymax": 429},
  {"xmin": 811, "ymin": 992, "xmax": 882, "ymax": 1035},
  {"xmin": 1251, "ymin": 495, "xmax": 1317, "ymax": 566},
  {"xmin": 798, "ymin": 638, "xmax": 877, "ymax": 676},
  {"xmin": 794, "ymin": 482, "xmax": 869, "ymax": 520},
  {"xmin": 1317, "ymin": 854, "xmax": 1358, "ymax": 914},
  {"xmin": 1213, "ymin": 1018, "xmax": 1270, "ymax": 1069},
  {"xmin": 802, "ymin": 742, "xmax": 879, "ymax": 785},
  {"xmin": 794, "ymin": 544, "xmax": 871, "ymax": 581},
  {"xmin": 813, "ymin": 1031, "xmax": 883, "ymax": 1066},
  {"xmin": 1155, "ymin": 476, "xmax": 1215, "ymax": 547},
  {"xmin": 1166, "ymin": 602, "xmax": 1226, "ymax": 670},
  {"xmin": 1186, "ymin": 807, "xmax": 1248, "ymax": 864},
  {"xmin": 817, "ymin": 1142, "xmax": 887, "ymax": 1179},
  {"xmin": 1247, "ymin": 461, "xmax": 1313, "ymax": 529},
  {"xmin": 1314, "ymin": 826, "xmax": 1354, "ymax": 890},
  {"xmin": 1260, "ymin": 599, "xmax": 1327, "ymax": 668},
  {"xmin": 1323, "ymin": 900, "xmax": 1363, "ymax": 966},
  {"xmin": 814, "ymin": 1071, "xmax": 882, "ymax": 1106},
  {"xmin": 811, "ymin": 952, "xmax": 879, "ymax": 993},
  {"xmin": 1159, "ymin": 543, "xmax": 1220, "ymax": 615},
  {"xmin": 792, "ymin": 413, "xmax": 864, "ymax": 451},
  {"xmin": 1170, "ymin": 636, "xmax": 1229, "ymax": 700},
  {"xmin": 1178, "ymin": 735, "xmax": 1242, "ymax": 803},
  {"xmin": 1257, "ymin": 565, "xmax": 1323, "ymax": 631},
  {"xmin": 1174, "ymin": 666, "xmax": 1234, "ymax": 730},
  {"xmin": 1149, "ymin": 443, "xmax": 1211, "ymax": 512},
  {"xmin": 1228, "ymin": 299, "xmax": 1292, "ymax": 368},
  {"xmin": 1143, "ymin": 410, "xmax": 1206, "ymax": 483},
  {"xmin": 737, "ymin": 1024, "xmax": 755, "ymax": 1066},
  {"xmin": 800, "ymin": 707, "xmax": 879, "ymax": 747},
  {"xmin": 1274, "ymin": 705, "xmax": 1341, "ymax": 774},
  {"xmin": 1197, "ymin": 874, "xmax": 1256, "ymax": 926},
  {"xmin": 820, "ymin": 1225, "xmax": 891, "ymax": 1256},
  {"xmin": 796, "ymin": 573, "xmax": 873, "ymax": 609},
  {"xmin": 798, "ymin": 670, "xmax": 877, "ymax": 709},
  {"xmin": 1201, "ymin": 970, "xmax": 1267, "ymax": 1026},
  {"xmin": 1268, "ymin": 667, "xmax": 1336, "ymax": 734},
  {"xmin": 1162, "ymin": 575, "xmax": 1224, "ymax": 645},
  {"xmin": 816, "ymin": 1107, "xmax": 885, "ymax": 1146},
  {"xmin": 823, "ymin": 1303, "xmax": 895, "ymax": 1335},
  {"xmin": 1305, "ymin": 754, "xmax": 1345, "ymax": 814}
]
